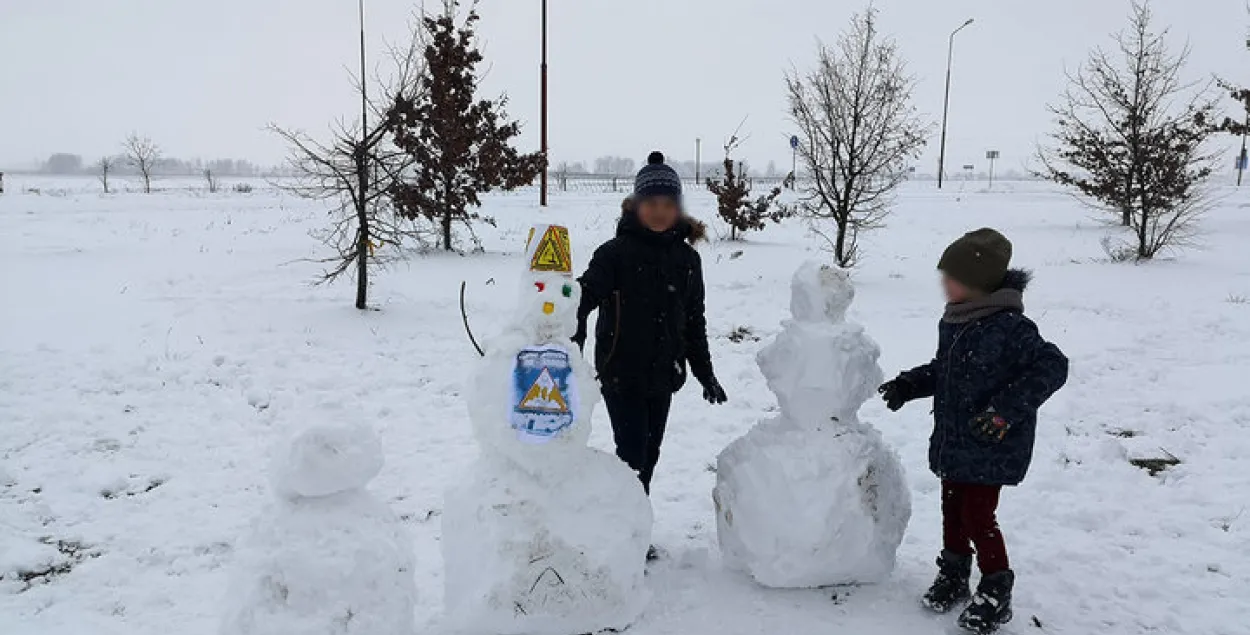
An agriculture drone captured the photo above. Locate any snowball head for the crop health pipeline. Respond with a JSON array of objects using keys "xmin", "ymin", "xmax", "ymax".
[
  {"xmin": 517, "ymin": 224, "xmax": 579, "ymax": 344},
  {"xmin": 270, "ymin": 423, "xmax": 384, "ymax": 499},
  {"xmin": 790, "ymin": 260, "xmax": 855, "ymax": 323},
  {"xmin": 517, "ymin": 272, "xmax": 581, "ymax": 344},
  {"xmin": 714, "ymin": 420, "xmax": 911, "ymax": 588},
  {"xmin": 443, "ymin": 450, "xmax": 652, "ymax": 634}
]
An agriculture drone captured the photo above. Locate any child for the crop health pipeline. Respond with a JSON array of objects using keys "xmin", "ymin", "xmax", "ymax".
[
  {"xmin": 878, "ymin": 228, "xmax": 1068, "ymax": 634},
  {"xmin": 574, "ymin": 151, "xmax": 728, "ymax": 504}
]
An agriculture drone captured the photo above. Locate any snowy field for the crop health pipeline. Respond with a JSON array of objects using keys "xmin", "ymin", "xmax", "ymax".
[{"xmin": 3, "ymin": 174, "xmax": 1249, "ymax": 635}]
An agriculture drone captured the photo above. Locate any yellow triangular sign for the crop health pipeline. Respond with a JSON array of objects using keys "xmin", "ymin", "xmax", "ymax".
[
  {"xmin": 518, "ymin": 367, "xmax": 569, "ymax": 412},
  {"xmin": 529, "ymin": 226, "xmax": 571, "ymax": 273}
]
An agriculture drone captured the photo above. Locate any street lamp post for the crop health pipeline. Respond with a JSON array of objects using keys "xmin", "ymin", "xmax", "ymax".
[
  {"xmin": 539, "ymin": 0, "xmax": 549, "ymax": 207},
  {"xmin": 695, "ymin": 138, "xmax": 702, "ymax": 184},
  {"xmin": 936, "ymin": 18, "xmax": 974, "ymax": 189}
]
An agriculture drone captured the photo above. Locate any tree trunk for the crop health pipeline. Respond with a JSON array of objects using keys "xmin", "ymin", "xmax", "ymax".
[
  {"xmin": 834, "ymin": 216, "xmax": 849, "ymax": 267},
  {"xmin": 442, "ymin": 211, "xmax": 453, "ymax": 251},
  {"xmin": 356, "ymin": 202, "xmax": 369, "ymax": 310},
  {"xmin": 355, "ymin": 149, "xmax": 370, "ymax": 310}
]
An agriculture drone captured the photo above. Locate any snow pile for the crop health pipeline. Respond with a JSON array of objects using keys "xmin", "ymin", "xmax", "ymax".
[
  {"xmin": 443, "ymin": 224, "xmax": 651, "ymax": 635},
  {"xmin": 713, "ymin": 261, "xmax": 911, "ymax": 588},
  {"xmin": 219, "ymin": 423, "xmax": 415, "ymax": 635}
]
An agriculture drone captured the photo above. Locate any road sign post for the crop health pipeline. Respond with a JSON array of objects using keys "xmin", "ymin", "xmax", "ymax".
[
  {"xmin": 985, "ymin": 150, "xmax": 1000, "ymax": 189},
  {"xmin": 1237, "ymin": 148, "xmax": 1247, "ymax": 187},
  {"xmin": 789, "ymin": 135, "xmax": 800, "ymax": 189}
]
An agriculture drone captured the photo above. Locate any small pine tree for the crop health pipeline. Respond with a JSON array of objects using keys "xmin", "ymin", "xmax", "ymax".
[
  {"xmin": 706, "ymin": 135, "xmax": 785, "ymax": 241},
  {"xmin": 388, "ymin": 2, "xmax": 545, "ymax": 251}
]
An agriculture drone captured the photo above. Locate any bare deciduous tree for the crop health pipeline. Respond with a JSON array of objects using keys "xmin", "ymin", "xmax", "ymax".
[
  {"xmin": 98, "ymin": 157, "xmax": 114, "ymax": 193},
  {"xmin": 123, "ymin": 134, "xmax": 160, "ymax": 194},
  {"xmin": 1038, "ymin": 1, "xmax": 1219, "ymax": 260},
  {"xmin": 270, "ymin": 20, "xmax": 427, "ymax": 309},
  {"xmin": 204, "ymin": 169, "xmax": 219, "ymax": 193},
  {"xmin": 784, "ymin": 7, "xmax": 929, "ymax": 267}
]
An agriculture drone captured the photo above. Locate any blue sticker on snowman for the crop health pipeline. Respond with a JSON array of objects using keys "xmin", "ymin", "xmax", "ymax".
[{"xmin": 511, "ymin": 345, "xmax": 577, "ymax": 443}]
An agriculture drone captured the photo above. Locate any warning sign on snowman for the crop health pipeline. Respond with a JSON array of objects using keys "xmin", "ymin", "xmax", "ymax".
[
  {"xmin": 511, "ymin": 345, "xmax": 578, "ymax": 443},
  {"xmin": 526, "ymin": 225, "xmax": 572, "ymax": 274}
]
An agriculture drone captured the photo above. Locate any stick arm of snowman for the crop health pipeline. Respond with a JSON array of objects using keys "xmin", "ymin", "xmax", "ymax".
[{"xmin": 460, "ymin": 281, "xmax": 485, "ymax": 357}]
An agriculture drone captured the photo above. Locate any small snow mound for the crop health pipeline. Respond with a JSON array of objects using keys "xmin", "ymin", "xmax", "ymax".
[
  {"xmin": 220, "ymin": 490, "xmax": 415, "ymax": 635},
  {"xmin": 790, "ymin": 261, "xmax": 855, "ymax": 323},
  {"xmin": 270, "ymin": 424, "xmax": 383, "ymax": 498}
]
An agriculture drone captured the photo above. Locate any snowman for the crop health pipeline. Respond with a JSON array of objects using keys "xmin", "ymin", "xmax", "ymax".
[
  {"xmin": 713, "ymin": 261, "xmax": 911, "ymax": 588},
  {"xmin": 442, "ymin": 225, "xmax": 652, "ymax": 635},
  {"xmin": 220, "ymin": 422, "xmax": 416, "ymax": 635}
]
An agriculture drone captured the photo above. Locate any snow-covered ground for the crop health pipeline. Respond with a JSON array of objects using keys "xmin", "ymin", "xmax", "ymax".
[{"xmin": 2, "ymin": 175, "xmax": 1249, "ymax": 634}]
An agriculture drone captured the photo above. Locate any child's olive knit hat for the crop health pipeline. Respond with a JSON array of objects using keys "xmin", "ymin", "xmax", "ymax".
[{"xmin": 938, "ymin": 228, "xmax": 1013, "ymax": 293}]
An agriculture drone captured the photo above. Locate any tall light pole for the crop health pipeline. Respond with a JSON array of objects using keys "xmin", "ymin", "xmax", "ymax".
[
  {"xmin": 539, "ymin": 0, "xmax": 549, "ymax": 207},
  {"xmin": 695, "ymin": 138, "xmax": 702, "ymax": 184},
  {"xmin": 936, "ymin": 18, "xmax": 974, "ymax": 189}
]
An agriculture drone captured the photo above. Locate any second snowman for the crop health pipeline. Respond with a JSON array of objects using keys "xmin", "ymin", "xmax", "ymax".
[{"xmin": 713, "ymin": 261, "xmax": 911, "ymax": 588}]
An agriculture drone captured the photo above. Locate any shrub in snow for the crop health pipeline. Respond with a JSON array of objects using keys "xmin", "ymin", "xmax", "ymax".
[
  {"xmin": 443, "ymin": 225, "xmax": 651, "ymax": 635},
  {"xmin": 219, "ymin": 423, "xmax": 415, "ymax": 635},
  {"xmin": 713, "ymin": 261, "xmax": 911, "ymax": 587}
]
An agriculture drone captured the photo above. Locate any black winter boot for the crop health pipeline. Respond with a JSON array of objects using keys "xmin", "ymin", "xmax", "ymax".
[
  {"xmin": 957, "ymin": 569, "xmax": 1014, "ymax": 634},
  {"xmin": 921, "ymin": 550, "xmax": 972, "ymax": 614}
]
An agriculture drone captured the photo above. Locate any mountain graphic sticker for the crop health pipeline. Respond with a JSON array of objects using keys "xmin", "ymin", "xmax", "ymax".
[
  {"xmin": 510, "ymin": 346, "xmax": 577, "ymax": 443},
  {"xmin": 518, "ymin": 367, "xmax": 569, "ymax": 413}
]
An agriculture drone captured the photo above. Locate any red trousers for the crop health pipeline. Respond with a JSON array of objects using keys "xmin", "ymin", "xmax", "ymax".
[{"xmin": 942, "ymin": 481, "xmax": 1009, "ymax": 575}]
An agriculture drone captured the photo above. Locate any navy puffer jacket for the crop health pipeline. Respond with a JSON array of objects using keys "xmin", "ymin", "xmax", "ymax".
[{"xmin": 901, "ymin": 270, "xmax": 1068, "ymax": 485}]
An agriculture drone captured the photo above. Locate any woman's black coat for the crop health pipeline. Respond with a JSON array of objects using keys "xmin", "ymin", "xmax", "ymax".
[{"xmin": 576, "ymin": 199, "xmax": 713, "ymax": 395}]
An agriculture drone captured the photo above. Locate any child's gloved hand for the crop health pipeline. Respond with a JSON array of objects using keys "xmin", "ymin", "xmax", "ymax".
[
  {"xmin": 877, "ymin": 376, "xmax": 915, "ymax": 411},
  {"xmin": 970, "ymin": 410, "xmax": 1011, "ymax": 443},
  {"xmin": 570, "ymin": 324, "xmax": 587, "ymax": 352},
  {"xmin": 701, "ymin": 377, "xmax": 728, "ymax": 405}
]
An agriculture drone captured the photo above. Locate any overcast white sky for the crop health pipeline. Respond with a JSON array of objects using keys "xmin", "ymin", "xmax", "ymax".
[{"xmin": 2, "ymin": 0, "xmax": 1246, "ymax": 174}]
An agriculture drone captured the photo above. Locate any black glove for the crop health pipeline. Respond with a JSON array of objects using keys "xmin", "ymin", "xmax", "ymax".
[
  {"xmin": 877, "ymin": 376, "xmax": 915, "ymax": 412},
  {"xmin": 570, "ymin": 323, "xmax": 587, "ymax": 352},
  {"xmin": 970, "ymin": 410, "xmax": 1011, "ymax": 444},
  {"xmin": 701, "ymin": 377, "xmax": 728, "ymax": 405}
]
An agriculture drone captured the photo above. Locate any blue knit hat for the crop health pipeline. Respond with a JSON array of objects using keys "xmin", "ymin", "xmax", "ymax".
[{"xmin": 634, "ymin": 151, "xmax": 683, "ymax": 204}]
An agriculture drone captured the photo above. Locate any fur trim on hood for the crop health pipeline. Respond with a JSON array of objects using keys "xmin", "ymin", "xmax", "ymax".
[
  {"xmin": 999, "ymin": 268, "xmax": 1032, "ymax": 292},
  {"xmin": 619, "ymin": 196, "xmax": 707, "ymax": 244}
]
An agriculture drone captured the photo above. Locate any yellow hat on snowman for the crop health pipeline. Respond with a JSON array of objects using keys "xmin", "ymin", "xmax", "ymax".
[{"xmin": 525, "ymin": 224, "xmax": 573, "ymax": 276}]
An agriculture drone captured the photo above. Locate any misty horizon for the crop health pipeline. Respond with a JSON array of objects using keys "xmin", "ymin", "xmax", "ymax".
[{"xmin": 3, "ymin": 0, "xmax": 1246, "ymax": 176}]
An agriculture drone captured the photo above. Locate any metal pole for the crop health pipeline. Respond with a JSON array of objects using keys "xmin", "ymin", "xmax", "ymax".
[
  {"xmin": 695, "ymin": 138, "xmax": 702, "ymax": 184},
  {"xmin": 539, "ymin": 0, "xmax": 549, "ymax": 206},
  {"xmin": 937, "ymin": 19, "xmax": 973, "ymax": 189},
  {"xmin": 359, "ymin": 0, "xmax": 367, "ymax": 134},
  {"xmin": 988, "ymin": 155, "xmax": 995, "ymax": 189}
]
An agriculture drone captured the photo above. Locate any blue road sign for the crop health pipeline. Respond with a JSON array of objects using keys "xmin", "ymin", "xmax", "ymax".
[{"xmin": 790, "ymin": 135, "xmax": 800, "ymax": 150}]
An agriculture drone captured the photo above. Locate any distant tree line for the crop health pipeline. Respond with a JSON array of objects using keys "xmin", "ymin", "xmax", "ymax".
[{"xmin": 38, "ymin": 151, "xmax": 277, "ymax": 178}]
